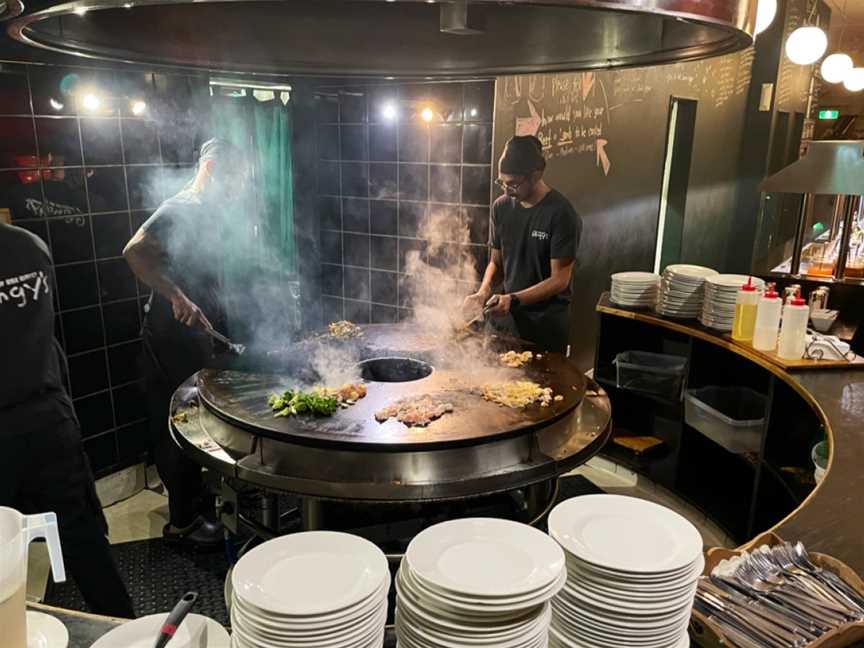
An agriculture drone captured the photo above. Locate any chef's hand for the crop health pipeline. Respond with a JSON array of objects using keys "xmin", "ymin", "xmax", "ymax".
[
  {"xmin": 485, "ymin": 294, "xmax": 512, "ymax": 316},
  {"xmin": 462, "ymin": 291, "xmax": 488, "ymax": 318},
  {"xmin": 170, "ymin": 290, "xmax": 213, "ymax": 330}
]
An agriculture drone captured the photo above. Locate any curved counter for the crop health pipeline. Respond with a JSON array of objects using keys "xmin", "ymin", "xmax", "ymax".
[{"xmin": 596, "ymin": 295, "xmax": 864, "ymax": 574}]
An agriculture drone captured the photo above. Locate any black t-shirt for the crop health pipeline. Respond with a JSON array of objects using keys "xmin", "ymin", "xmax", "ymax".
[
  {"xmin": 140, "ymin": 191, "xmax": 228, "ymax": 382},
  {"xmin": 1, "ymin": 180, "xmax": 88, "ymax": 220},
  {"xmin": 490, "ymin": 189, "xmax": 582, "ymax": 352},
  {"xmin": 0, "ymin": 223, "xmax": 70, "ymax": 419}
]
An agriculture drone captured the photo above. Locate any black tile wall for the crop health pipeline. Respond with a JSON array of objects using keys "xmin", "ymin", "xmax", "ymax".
[
  {"xmin": 316, "ymin": 81, "xmax": 493, "ymax": 322},
  {"xmin": 0, "ymin": 63, "xmax": 207, "ymax": 476}
]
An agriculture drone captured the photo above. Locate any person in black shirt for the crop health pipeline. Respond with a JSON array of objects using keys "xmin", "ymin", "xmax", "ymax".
[
  {"xmin": 124, "ymin": 139, "xmax": 246, "ymax": 549},
  {"xmin": 0, "ymin": 222, "xmax": 134, "ymax": 618},
  {"xmin": 464, "ymin": 136, "xmax": 582, "ymax": 353}
]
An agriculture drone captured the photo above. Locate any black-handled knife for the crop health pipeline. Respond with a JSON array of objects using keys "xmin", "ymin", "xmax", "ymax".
[{"xmin": 153, "ymin": 591, "xmax": 198, "ymax": 648}]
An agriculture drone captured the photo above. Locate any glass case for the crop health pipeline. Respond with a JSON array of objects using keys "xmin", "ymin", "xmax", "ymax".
[{"xmin": 753, "ymin": 192, "xmax": 863, "ymax": 282}]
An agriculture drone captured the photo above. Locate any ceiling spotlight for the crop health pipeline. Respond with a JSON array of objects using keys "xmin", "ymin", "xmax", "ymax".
[
  {"xmin": 421, "ymin": 107, "xmax": 435, "ymax": 122},
  {"xmin": 844, "ymin": 68, "xmax": 864, "ymax": 92},
  {"xmin": 754, "ymin": 0, "xmax": 777, "ymax": 36},
  {"xmin": 785, "ymin": 26, "xmax": 828, "ymax": 66},
  {"xmin": 381, "ymin": 102, "xmax": 398, "ymax": 121},
  {"xmin": 821, "ymin": 53, "xmax": 854, "ymax": 84},
  {"xmin": 470, "ymin": 108, "xmax": 478, "ymax": 117},
  {"xmin": 131, "ymin": 99, "xmax": 147, "ymax": 115},
  {"xmin": 81, "ymin": 93, "xmax": 101, "ymax": 111},
  {"xmin": 73, "ymin": 6, "xmax": 89, "ymax": 15},
  {"xmin": 123, "ymin": 2, "xmax": 133, "ymax": 6},
  {"xmin": 49, "ymin": 98, "xmax": 64, "ymax": 111}
]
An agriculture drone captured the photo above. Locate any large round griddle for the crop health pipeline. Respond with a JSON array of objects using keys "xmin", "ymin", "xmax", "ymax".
[{"xmin": 198, "ymin": 325, "xmax": 586, "ymax": 450}]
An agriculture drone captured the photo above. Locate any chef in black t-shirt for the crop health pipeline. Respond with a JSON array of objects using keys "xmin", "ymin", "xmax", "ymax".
[
  {"xmin": 0, "ymin": 222, "xmax": 134, "ymax": 618},
  {"xmin": 124, "ymin": 139, "xmax": 247, "ymax": 549},
  {"xmin": 464, "ymin": 136, "xmax": 582, "ymax": 353}
]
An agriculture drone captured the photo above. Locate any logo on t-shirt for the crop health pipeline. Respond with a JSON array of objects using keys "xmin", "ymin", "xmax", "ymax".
[
  {"xmin": 0, "ymin": 270, "xmax": 50, "ymax": 309},
  {"xmin": 531, "ymin": 230, "xmax": 550, "ymax": 241}
]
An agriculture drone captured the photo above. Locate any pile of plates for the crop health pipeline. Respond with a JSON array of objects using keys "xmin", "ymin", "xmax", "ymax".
[
  {"xmin": 396, "ymin": 518, "xmax": 566, "ymax": 648},
  {"xmin": 610, "ymin": 272, "xmax": 661, "ymax": 308},
  {"xmin": 701, "ymin": 274, "xmax": 765, "ymax": 332},
  {"xmin": 230, "ymin": 531, "xmax": 389, "ymax": 648},
  {"xmin": 548, "ymin": 494, "xmax": 703, "ymax": 648},
  {"xmin": 656, "ymin": 264, "xmax": 719, "ymax": 319}
]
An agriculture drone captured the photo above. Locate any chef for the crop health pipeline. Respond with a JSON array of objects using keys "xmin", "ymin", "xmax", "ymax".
[
  {"xmin": 464, "ymin": 135, "xmax": 582, "ymax": 353},
  {"xmin": 0, "ymin": 222, "xmax": 134, "ymax": 618},
  {"xmin": 124, "ymin": 139, "xmax": 246, "ymax": 550}
]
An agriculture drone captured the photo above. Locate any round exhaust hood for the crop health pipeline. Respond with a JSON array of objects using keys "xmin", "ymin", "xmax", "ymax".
[{"xmin": 8, "ymin": 0, "xmax": 755, "ymax": 78}]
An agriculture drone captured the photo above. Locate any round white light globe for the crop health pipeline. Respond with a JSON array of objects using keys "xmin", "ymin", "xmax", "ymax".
[
  {"xmin": 821, "ymin": 53, "xmax": 854, "ymax": 84},
  {"xmin": 785, "ymin": 26, "xmax": 828, "ymax": 65},
  {"xmin": 844, "ymin": 68, "xmax": 864, "ymax": 92},
  {"xmin": 755, "ymin": 0, "xmax": 777, "ymax": 36}
]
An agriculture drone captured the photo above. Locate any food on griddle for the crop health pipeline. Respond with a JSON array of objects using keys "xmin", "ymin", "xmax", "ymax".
[
  {"xmin": 482, "ymin": 381, "xmax": 556, "ymax": 408},
  {"xmin": 375, "ymin": 396, "xmax": 454, "ymax": 427},
  {"xmin": 172, "ymin": 411, "xmax": 189, "ymax": 424},
  {"xmin": 318, "ymin": 383, "xmax": 368, "ymax": 408},
  {"xmin": 269, "ymin": 389, "xmax": 340, "ymax": 417},
  {"xmin": 499, "ymin": 350, "xmax": 534, "ymax": 368},
  {"xmin": 268, "ymin": 383, "xmax": 367, "ymax": 417},
  {"xmin": 328, "ymin": 320, "xmax": 364, "ymax": 339}
]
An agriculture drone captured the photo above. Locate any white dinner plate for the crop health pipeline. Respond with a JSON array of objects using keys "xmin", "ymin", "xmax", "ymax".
[
  {"xmin": 232, "ymin": 531, "xmax": 389, "ymax": 616},
  {"xmin": 27, "ymin": 612, "xmax": 68, "ymax": 648},
  {"xmin": 664, "ymin": 264, "xmax": 719, "ymax": 279},
  {"xmin": 611, "ymin": 271, "xmax": 661, "ymax": 284},
  {"xmin": 549, "ymin": 495, "xmax": 702, "ymax": 574},
  {"xmin": 90, "ymin": 614, "xmax": 229, "ymax": 648},
  {"xmin": 405, "ymin": 518, "xmax": 564, "ymax": 597},
  {"xmin": 704, "ymin": 274, "xmax": 764, "ymax": 289}
]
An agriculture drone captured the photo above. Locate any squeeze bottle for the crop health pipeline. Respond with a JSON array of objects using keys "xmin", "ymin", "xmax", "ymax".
[
  {"xmin": 778, "ymin": 292, "xmax": 810, "ymax": 360},
  {"xmin": 732, "ymin": 277, "xmax": 759, "ymax": 343},
  {"xmin": 753, "ymin": 285, "xmax": 782, "ymax": 351}
]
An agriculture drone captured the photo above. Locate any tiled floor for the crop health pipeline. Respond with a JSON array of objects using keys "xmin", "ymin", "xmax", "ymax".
[{"xmin": 26, "ymin": 457, "xmax": 734, "ymax": 604}]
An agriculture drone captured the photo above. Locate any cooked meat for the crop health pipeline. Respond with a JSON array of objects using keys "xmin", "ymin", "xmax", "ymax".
[
  {"xmin": 328, "ymin": 320, "xmax": 364, "ymax": 339},
  {"xmin": 482, "ymin": 381, "xmax": 556, "ymax": 408},
  {"xmin": 500, "ymin": 350, "xmax": 534, "ymax": 368},
  {"xmin": 319, "ymin": 383, "xmax": 368, "ymax": 407},
  {"xmin": 375, "ymin": 395, "xmax": 454, "ymax": 427}
]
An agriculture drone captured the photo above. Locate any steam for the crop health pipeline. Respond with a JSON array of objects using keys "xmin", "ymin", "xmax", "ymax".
[{"xmin": 309, "ymin": 342, "xmax": 362, "ymax": 388}]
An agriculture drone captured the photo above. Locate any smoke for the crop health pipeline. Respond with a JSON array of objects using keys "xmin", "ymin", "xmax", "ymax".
[{"xmin": 308, "ymin": 342, "xmax": 362, "ymax": 388}]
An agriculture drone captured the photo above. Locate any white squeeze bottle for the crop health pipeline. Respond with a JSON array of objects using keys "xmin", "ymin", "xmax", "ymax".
[
  {"xmin": 752, "ymin": 284, "xmax": 782, "ymax": 351},
  {"xmin": 778, "ymin": 291, "xmax": 810, "ymax": 360}
]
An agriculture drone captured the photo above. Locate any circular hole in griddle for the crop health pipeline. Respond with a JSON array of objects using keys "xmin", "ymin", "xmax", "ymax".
[{"xmin": 358, "ymin": 357, "xmax": 432, "ymax": 383}]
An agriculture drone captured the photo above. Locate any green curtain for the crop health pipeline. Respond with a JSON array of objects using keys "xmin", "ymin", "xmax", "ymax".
[{"xmin": 209, "ymin": 93, "xmax": 296, "ymax": 338}]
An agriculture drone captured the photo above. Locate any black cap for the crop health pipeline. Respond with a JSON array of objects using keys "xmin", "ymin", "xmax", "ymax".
[
  {"xmin": 499, "ymin": 135, "xmax": 546, "ymax": 175},
  {"xmin": 199, "ymin": 138, "xmax": 241, "ymax": 164}
]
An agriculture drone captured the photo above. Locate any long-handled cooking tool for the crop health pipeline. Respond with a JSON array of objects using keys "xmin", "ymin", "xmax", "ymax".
[{"xmin": 204, "ymin": 326, "xmax": 246, "ymax": 356}]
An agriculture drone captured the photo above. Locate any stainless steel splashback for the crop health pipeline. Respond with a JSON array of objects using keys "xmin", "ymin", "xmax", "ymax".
[{"xmin": 761, "ymin": 140, "xmax": 864, "ymax": 196}]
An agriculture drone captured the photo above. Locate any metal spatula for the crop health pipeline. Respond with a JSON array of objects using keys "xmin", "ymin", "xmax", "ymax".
[{"xmin": 204, "ymin": 327, "xmax": 246, "ymax": 355}]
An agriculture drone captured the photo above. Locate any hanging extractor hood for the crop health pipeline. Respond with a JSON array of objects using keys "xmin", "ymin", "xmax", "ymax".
[
  {"xmin": 6, "ymin": 0, "xmax": 756, "ymax": 78},
  {"xmin": 761, "ymin": 140, "xmax": 864, "ymax": 196}
]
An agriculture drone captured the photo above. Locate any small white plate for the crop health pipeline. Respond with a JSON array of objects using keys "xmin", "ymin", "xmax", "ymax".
[
  {"xmin": 27, "ymin": 612, "xmax": 68, "ymax": 648},
  {"xmin": 89, "ymin": 613, "xmax": 229, "ymax": 648},
  {"xmin": 232, "ymin": 531, "xmax": 388, "ymax": 616},
  {"xmin": 664, "ymin": 264, "xmax": 719, "ymax": 280},
  {"xmin": 405, "ymin": 518, "xmax": 564, "ymax": 597},
  {"xmin": 549, "ymin": 495, "xmax": 702, "ymax": 574},
  {"xmin": 704, "ymin": 274, "xmax": 764, "ymax": 289},
  {"xmin": 611, "ymin": 272, "xmax": 661, "ymax": 284}
]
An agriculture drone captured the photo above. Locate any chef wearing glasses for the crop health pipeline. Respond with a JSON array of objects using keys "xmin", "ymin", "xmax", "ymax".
[{"xmin": 463, "ymin": 135, "xmax": 581, "ymax": 354}]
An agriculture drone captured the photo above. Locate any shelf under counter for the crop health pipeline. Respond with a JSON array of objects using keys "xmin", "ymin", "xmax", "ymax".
[{"xmin": 595, "ymin": 293, "xmax": 864, "ymax": 574}]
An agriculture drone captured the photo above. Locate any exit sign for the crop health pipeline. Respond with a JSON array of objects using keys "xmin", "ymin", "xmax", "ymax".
[{"xmin": 818, "ymin": 110, "xmax": 840, "ymax": 120}]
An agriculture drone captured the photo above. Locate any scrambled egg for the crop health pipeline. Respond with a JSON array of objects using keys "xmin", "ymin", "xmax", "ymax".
[
  {"xmin": 499, "ymin": 350, "xmax": 534, "ymax": 368},
  {"xmin": 482, "ymin": 381, "xmax": 556, "ymax": 408}
]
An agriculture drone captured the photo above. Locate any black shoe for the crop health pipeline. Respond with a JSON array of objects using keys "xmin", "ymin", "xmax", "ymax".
[{"xmin": 163, "ymin": 516, "xmax": 224, "ymax": 551}]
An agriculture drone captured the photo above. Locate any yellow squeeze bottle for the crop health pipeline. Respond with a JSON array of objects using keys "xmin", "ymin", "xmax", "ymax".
[{"xmin": 732, "ymin": 277, "xmax": 759, "ymax": 343}]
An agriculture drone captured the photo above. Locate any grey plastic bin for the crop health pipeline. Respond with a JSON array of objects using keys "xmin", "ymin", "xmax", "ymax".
[
  {"xmin": 613, "ymin": 351, "xmax": 688, "ymax": 400},
  {"xmin": 684, "ymin": 386, "xmax": 767, "ymax": 454}
]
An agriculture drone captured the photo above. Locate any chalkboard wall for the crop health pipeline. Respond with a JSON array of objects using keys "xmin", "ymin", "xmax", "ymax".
[{"xmin": 493, "ymin": 49, "xmax": 758, "ymax": 369}]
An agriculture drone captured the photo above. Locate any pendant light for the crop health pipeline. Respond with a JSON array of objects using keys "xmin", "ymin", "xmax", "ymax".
[
  {"xmin": 844, "ymin": 68, "xmax": 864, "ymax": 92},
  {"xmin": 785, "ymin": 26, "xmax": 828, "ymax": 65},
  {"xmin": 821, "ymin": 53, "xmax": 854, "ymax": 84},
  {"xmin": 755, "ymin": 0, "xmax": 777, "ymax": 36}
]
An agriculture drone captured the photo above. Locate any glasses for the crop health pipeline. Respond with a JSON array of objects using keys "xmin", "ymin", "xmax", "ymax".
[{"xmin": 494, "ymin": 176, "xmax": 529, "ymax": 192}]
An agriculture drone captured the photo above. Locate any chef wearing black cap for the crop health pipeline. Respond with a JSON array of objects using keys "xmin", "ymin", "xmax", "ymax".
[
  {"xmin": 0, "ymin": 222, "xmax": 134, "ymax": 617},
  {"xmin": 124, "ymin": 138, "xmax": 246, "ymax": 549},
  {"xmin": 464, "ymin": 135, "xmax": 582, "ymax": 353}
]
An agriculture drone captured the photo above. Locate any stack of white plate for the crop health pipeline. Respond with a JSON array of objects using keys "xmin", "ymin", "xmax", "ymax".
[
  {"xmin": 230, "ymin": 531, "xmax": 390, "ymax": 648},
  {"xmin": 610, "ymin": 272, "xmax": 660, "ymax": 308},
  {"xmin": 396, "ymin": 518, "xmax": 566, "ymax": 648},
  {"xmin": 656, "ymin": 264, "xmax": 719, "ymax": 319},
  {"xmin": 548, "ymin": 495, "xmax": 703, "ymax": 648},
  {"xmin": 700, "ymin": 274, "xmax": 765, "ymax": 332}
]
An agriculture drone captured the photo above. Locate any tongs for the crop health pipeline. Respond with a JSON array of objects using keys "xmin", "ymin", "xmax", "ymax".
[
  {"xmin": 204, "ymin": 326, "xmax": 246, "ymax": 356},
  {"xmin": 462, "ymin": 297, "xmax": 498, "ymax": 330}
]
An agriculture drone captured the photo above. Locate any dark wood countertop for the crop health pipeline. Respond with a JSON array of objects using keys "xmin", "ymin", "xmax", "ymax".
[{"xmin": 597, "ymin": 296, "xmax": 864, "ymax": 574}]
